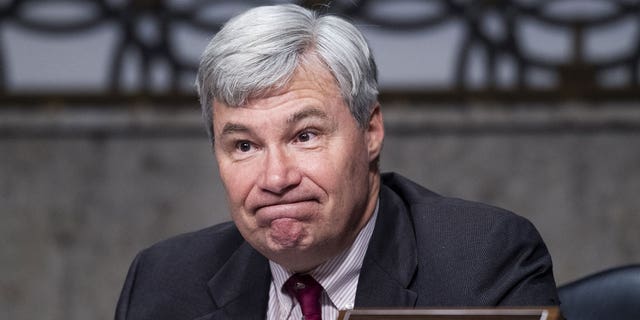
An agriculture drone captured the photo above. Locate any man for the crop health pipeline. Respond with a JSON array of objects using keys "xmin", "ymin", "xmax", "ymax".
[{"xmin": 115, "ymin": 4, "xmax": 559, "ymax": 320}]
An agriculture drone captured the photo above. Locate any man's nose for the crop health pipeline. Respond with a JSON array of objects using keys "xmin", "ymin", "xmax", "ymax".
[{"xmin": 258, "ymin": 147, "xmax": 302, "ymax": 194}]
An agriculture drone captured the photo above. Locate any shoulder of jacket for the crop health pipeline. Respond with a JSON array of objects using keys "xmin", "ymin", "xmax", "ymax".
[
  {"xmin": 136, "ymin": 221, "xmax": 245, "ymax": 273},
  {"xmin": 381, "ymin": 171, "xmax": 532, "ymax": 230}
]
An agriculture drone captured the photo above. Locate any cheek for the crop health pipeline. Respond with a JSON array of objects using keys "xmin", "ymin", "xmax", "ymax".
[
  {"xmin": 304, "ymin": 143, "xmax": 369, "ymax": 195},
  {"xmin": 222, "ymin": 169, "xmax": 258, "ymax": 233},
  {"xmin": 218, "ymin": 162, "xmax": 253, "ymax": 208}
]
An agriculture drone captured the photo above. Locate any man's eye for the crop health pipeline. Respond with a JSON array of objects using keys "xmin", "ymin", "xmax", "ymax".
[
  {"xmin": 297, "ymin": 131, "xmax": 316, "ymax": 142},
  {"xmin": 236, "ymin": 141, "xmax": 252, "ymax": 152}
]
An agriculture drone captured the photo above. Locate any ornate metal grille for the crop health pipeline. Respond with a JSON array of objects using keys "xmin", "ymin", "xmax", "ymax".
[{"xmin": 1, "ymin": 0, "xmax": 639, "ymax": 104}]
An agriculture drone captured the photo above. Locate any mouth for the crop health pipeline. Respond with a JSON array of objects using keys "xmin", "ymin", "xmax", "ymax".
[{"xmin": 254, "ymin": 200, "xmax": 319, "ymax": 227}]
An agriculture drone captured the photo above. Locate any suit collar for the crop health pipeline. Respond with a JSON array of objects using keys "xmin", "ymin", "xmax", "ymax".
[
  {"xmin": 203, "ymin": 241, "xmax": 271, "ymax": 320},
  {"xmin": 355, "ymin": 182, "xmax": 418, "ymax": 307}
]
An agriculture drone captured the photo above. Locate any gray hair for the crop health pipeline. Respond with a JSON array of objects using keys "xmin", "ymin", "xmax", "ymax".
[{"xmin": 195, "ymin": 4, "xmax": 378, "ymax": 140}]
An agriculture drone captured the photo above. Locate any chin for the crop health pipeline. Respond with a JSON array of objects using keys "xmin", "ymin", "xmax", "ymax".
[{"xmin": 262, "ymin": 235, "xmax": 315, "ymax": 257}]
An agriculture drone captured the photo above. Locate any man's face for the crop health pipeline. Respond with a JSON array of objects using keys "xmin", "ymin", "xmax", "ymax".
[{"xmin": 212, "ymin": 58, "xmax": 384, "ymax": 272}]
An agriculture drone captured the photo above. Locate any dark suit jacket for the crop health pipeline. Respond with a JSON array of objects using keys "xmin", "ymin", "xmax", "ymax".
[{"xmin": 115, "ymin": 172, "xmax": 559, "ymax": 320}]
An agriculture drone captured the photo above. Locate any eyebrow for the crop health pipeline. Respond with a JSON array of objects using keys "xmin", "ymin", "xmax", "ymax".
[
  {"xmin": 219, "ymin": 107, "xmax": 330, "ymax": 137},
  {"xmin": 220, "ymin": 123, "xmax": 249, "ymax": 136},
  {"xmin": 287, "ymin": 107, "xmax": 329, "ymax": 124}
]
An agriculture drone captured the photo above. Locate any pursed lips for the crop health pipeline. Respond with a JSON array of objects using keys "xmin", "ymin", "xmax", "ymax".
[{"xmin": 253, "ymin": 198, "xmax": 319, "ymax": 226}]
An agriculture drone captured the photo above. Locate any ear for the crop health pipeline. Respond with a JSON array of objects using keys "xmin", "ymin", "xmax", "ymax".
[{"xmin": 365, "ymin": 103, "xmax": 384, "ymax": 163}]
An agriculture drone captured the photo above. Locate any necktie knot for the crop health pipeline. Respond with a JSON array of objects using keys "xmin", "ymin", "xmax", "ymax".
[{"xmin": 284, "ymin": 274, "xmax": 323, "ymax": 320}]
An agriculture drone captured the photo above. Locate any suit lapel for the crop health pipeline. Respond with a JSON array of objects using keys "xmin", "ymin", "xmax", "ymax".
[
  {"xmin": 355, "ymin": 184, "xmax": 418, "ymax": 307},
  {"xmin": 202, "ymin": 241, "xmax": 271, "ymax": 320}
]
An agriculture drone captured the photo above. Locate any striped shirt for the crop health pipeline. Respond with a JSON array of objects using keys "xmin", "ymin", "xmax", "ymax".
[{"xmin": 266, "ymin": 202, "xmax": 379, "ymax": 320}]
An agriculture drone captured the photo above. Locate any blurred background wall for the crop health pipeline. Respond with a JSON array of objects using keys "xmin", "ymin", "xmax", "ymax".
[{"xmin": 1, "ymin": 1, "xmax": 639, "ymax": 319}]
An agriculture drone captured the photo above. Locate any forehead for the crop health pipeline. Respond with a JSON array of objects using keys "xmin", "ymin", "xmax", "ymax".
[
  {"xmin": 212, "ymin": 59, "xmax": 345, "ymax": 121},
  {"xmin": 254, "ymin": 59, "xmax": 341, "ymax": 106}
]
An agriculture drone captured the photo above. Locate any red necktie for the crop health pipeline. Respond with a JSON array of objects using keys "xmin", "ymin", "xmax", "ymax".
[{"xmin": 284, "ymin": 274, "xmax": 323, "ymax": 320}]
